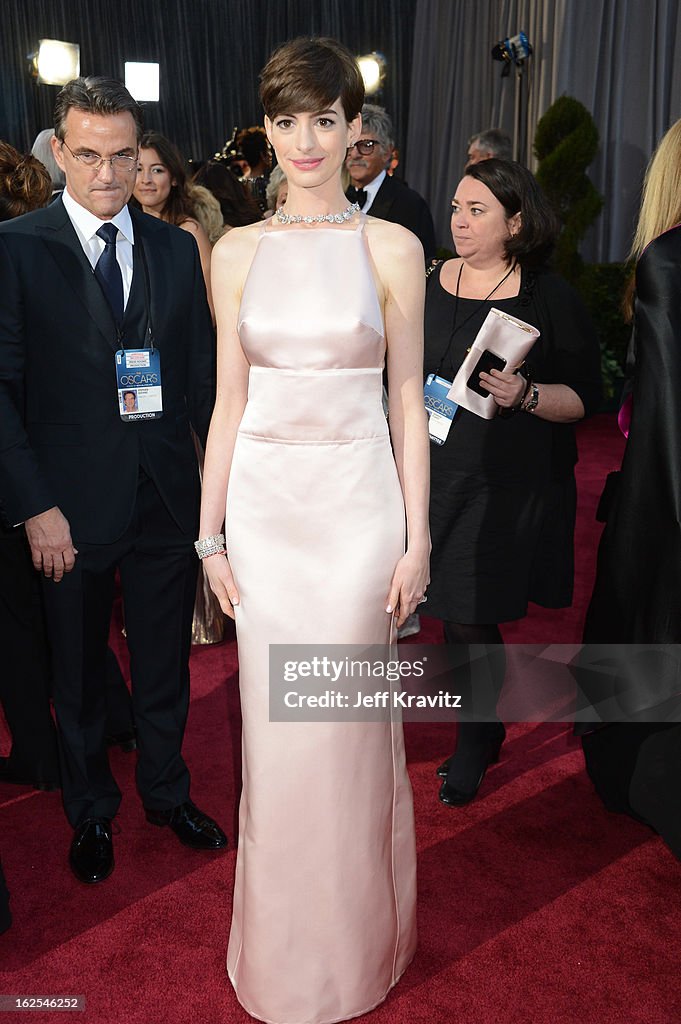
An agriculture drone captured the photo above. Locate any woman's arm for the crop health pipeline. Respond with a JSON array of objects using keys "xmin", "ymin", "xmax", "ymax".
[
  {"xmin": 367, "ymin": 220, "xmax": 431, "ymax": 625},
  {"xmin": 480, "ymin": 371, "xmax": 586, "ymax": 422},
  {"xmin": 198, "ymin": 226, "xmax": 258, "ymax": 616},
  {"xmin": 180, "ymin": 217, "xmax": 216, "ymax": 324},
  {"xmin": 479, "ymin": 270, "xmax": 601, "ymax": 423}
]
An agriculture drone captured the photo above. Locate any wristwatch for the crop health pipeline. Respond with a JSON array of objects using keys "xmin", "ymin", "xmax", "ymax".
[{"xmin": 522, "ymin": 383, "xmax": 540, "ymax": 413}]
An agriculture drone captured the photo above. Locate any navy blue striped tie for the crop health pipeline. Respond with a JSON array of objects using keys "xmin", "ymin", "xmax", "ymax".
[{"xmin": 94, "ymin": 223, "xmax": 124, "ymax": 324}]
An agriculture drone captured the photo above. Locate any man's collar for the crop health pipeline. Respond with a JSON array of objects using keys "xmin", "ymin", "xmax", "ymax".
[
  {"xmin": 62, "ymin": 187, "xmax": 134, "ymax": 244},
  {"xmin": 364, "ymin": 169, "xmax": 387, "ymax": 200}
]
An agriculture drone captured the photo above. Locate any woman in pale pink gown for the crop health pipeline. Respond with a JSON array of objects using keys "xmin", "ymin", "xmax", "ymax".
[{"xmin": 199, "ymin": 38, "xmax": 430, "ymax": 1024}]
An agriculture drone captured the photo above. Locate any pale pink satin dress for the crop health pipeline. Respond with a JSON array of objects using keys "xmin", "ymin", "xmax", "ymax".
[{"xmin": 225, "ymin": 216, "xmax": 417, "ymax": 1024}]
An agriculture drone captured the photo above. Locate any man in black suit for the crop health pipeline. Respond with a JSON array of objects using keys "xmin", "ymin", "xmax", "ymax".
[
  {"xmin": 0, "ymin": 77, "xmax": 226, "ymax": 883},
  {"xmin": 345, "ymin": 103, "xmax": 436, "ymax": 261}
]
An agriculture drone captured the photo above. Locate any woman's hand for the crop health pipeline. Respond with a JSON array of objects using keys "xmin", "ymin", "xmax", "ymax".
[
  {"xmin": 386, "ymin": 547, "xmax": 431, "ymax": 628},
  {"xmin": 202, "ymin": 552, "xmax": 240, "ymax": 619},
  {"xmin": 479, "ymin": 368, "xmax": 526, "ymax": 409}
]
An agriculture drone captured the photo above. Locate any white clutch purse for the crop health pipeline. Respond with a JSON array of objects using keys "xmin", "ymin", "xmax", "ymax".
[{"xmin": 447, "ymin": 307, "xmax": 540, "ymax": 419}]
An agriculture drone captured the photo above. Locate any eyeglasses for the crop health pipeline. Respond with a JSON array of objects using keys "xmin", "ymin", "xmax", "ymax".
[
  {"xmin": 61, "ymin": 140, "xmax": 137, "ymax": 173},
  {"xmin": 348, "ymin": 139, "xmax": 382, "ymax": 156}
]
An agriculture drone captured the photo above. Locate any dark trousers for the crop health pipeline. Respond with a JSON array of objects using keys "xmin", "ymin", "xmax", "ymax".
[
  {"xmin": 41, "ymin": 473, "xmax": 198, "ymax": 828},
  {"xmin": 0, "ymin": 527, "xmax": 59, "ymax": 782},
  {"xmin": 105, "ymin": 646, "xmax": 134, "ymax": 736}
]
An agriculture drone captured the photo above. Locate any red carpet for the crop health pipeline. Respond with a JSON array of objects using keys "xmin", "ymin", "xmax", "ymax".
[{"xmin": 2, "ymin": 415, "xmax": 680, "ymax": 1024}]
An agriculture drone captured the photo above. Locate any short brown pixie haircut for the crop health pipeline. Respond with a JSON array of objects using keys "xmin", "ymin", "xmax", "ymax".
[{"xmin": 259, "ymin": 37, "xmax": 365, "ymax": 123}]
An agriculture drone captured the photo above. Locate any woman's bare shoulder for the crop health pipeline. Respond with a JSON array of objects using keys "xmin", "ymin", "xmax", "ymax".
[
  {"xmin": 364, "ymin": 216, "xmax": 424, "ymax": 261},
  {"xmin": 212, "ymin": 220, "xmax": 263, "ymax": 265},
  {"xmin": 178, "ymin": 216, "xmax": 201, "ymax": 234}
]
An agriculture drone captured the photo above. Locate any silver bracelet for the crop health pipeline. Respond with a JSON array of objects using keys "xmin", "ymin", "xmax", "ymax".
[{"xmin": 194, "ymin": 533, "xmax": 226, "ymax": 559}]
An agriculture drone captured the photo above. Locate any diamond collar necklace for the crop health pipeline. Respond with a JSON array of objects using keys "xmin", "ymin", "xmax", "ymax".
[{"xmin": 275, "ymin": 201, "xmax": 360, "ymax": 226}]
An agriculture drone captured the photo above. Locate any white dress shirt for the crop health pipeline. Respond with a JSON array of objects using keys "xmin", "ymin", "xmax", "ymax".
[
  {"xmin": 62, "ymin": 188, "xmax": 135, "ymax": 308},
  {"xmin": 361, "ymin": 169, "xmax": 387, "ymax": 214}
]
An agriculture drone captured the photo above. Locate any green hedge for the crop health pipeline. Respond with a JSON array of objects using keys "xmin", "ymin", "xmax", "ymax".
[{"xmin": 576, "ymin": 262, "xmax": 632, "ymax": 400}]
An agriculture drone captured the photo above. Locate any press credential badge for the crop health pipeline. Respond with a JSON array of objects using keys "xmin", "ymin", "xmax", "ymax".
[
  {"xmin": 115, "ymin": 348, "xmax": 163, "ymax": 421},
  {"xmin": 424, "ymin": 373, "xmax": 458, "ymax": 444}
]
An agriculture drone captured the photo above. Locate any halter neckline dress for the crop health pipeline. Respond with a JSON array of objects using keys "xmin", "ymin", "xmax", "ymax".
[{"xmin": 225, "ymin": 216, "xmax": 417, "ymax": 1024}]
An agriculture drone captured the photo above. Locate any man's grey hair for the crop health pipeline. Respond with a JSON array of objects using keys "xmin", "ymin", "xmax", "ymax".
[
  {"xmin": 360, "ymin": 104, "xmax": 394, "ymax": 152},
  {"xmin": 467, "ymin": 128, "xmax": 512, "ymax": 161},
  {"xmin": 53, "ymin": 76, "xmax": 144, "ymax": 142}
]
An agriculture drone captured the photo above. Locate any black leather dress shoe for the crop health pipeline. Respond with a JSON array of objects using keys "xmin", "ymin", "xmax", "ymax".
[
  {"xmin": 145, "ymin": 801, "xmax": 227, "ymax": 850},
  {"xmin": 69, "ymin": 818, "xmax": 114, "ymax": 884},
  {"xmin": 438, "ymin": 722, "xmax": 506, "ymax": 807},
  {"xmin": 105, "ymin": 729, "xmax": 137, "ymax": 753}
]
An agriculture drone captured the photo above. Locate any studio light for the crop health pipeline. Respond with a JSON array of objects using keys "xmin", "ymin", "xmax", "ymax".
[
  {"xmin": 29, "ymin": 39, "xmax": 80, "ymax": 85},
  {"xmin": 491, "ymin": 31, "xmax": 532, "ymax": 68},
  {"xmin": 357, "ymin": 53, "xmax": 386, "ymax": 95},
  {"xmin": 125, "ymin": 62, "xmax": 160, "ymax": 102},
  {"xmin": 491, "ymin": 30, "xmax": 533, "ymax": 161}
]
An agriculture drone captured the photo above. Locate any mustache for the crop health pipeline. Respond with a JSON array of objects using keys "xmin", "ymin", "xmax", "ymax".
[{"xmin": 346, "ymin": 158, "xmax": 369, "ymax": 167}]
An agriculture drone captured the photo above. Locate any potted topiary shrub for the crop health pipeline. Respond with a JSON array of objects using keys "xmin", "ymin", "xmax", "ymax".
[
  {"xmin": 534, "ymin": 96, "xmax": 628, "ymax": 404},
  {"xmin": 534, "ymin": 95, "xmax": 604, "ymax": 283}
]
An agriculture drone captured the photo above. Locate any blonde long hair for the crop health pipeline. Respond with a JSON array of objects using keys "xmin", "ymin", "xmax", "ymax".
[
  {"xmin": 623, "ymin": 119, "xmax": 681, "ymax": 319},
  {"xmin": 630, "ymin": 119, "xmax": 681, "ymax": 261}
]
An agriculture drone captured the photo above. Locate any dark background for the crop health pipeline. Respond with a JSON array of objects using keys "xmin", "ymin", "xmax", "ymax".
[
  {"xmin": 0, "ymin": 0, "xmax": 416, "ymax": 163},
  {"xmin": 3, "ymin": 0, "xmax": 681, "ymax": 262}
]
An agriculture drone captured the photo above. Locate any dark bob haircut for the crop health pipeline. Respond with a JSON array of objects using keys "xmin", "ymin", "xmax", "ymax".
[
  {"xmin": 259, "ymin": 37, "xmax": 364, "ymax": 123},
  {"xmin": 464, "ymin": 158, "xmax": 559, "ymax": 267},
  {"xmin": 54, "ymin": 76, "xmax": 144, "ymax": 142}
]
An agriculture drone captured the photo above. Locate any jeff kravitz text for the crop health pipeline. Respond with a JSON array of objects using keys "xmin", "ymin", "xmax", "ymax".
[{"xmin": 283, "ymin": 690, "xmax": 462, "ymax": 709}]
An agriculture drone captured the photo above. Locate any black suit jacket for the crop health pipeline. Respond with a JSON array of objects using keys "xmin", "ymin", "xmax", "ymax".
[
  {"xmin": 365, "ymin": 174, "xmax": 437, "ymax": 262},
  {"xmin": 0, "ymin": 199, "xmax": 215, "ymax": 544}
]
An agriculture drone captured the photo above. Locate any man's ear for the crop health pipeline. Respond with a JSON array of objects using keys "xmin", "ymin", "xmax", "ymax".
[{"xmin": 51, "ymin": 134, "xmax": 66, "ymax": 173}]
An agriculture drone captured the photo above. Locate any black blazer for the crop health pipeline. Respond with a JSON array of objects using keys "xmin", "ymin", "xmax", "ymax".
[
  {"xmin": 366, "ymin": 174, "xmax": 437, "ymax": 262},
  {"xmin": 0, "ymin": 199, "xmax": 215, "ymax": 544}
]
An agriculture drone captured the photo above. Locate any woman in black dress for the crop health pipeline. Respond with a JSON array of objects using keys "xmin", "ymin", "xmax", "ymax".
[
  {"xmin": 426, "ymin": 160, "xmax": 601, "ymax": 806},
  {"xmin": 580, "ymin": 120, "xmax": 681, "ymax": 862}
]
